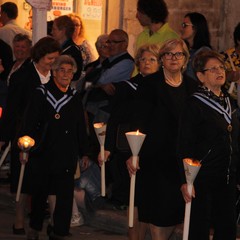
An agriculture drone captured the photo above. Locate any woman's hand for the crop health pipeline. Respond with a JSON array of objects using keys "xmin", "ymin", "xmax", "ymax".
[
  {"xmin": 126, "ymin": 156, "xmax": 140, "ymax": 177},
  {"xmin": 97, "ymin": 150, "xmax": 110, "ymax": 166},
  {"xmin": 180, "ymin": 183, "xmax": 195, "ymax": 203}
]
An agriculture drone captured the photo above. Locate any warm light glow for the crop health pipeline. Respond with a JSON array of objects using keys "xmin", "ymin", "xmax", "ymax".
[
  {"xmin": 93, "ymin": 122, "xmax": 105, "ymax": 129},
  {"xmin": 184, "ymin": 158, "xmax": 201, "ymax": 166},
  {"xmin": 18, "ymin": 136, "xmax": 35, "ymax": 151},
  {"xmin": 0, "ymin": 107, "xmax": 2, "ymax": 118},
  {"xmin": 136, "ymin": 130, "xmax": 139, "ymax": 135}
]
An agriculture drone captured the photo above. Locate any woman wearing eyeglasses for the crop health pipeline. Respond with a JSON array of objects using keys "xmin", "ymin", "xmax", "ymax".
[
  {"xmin": 126, "ymin": 38, "xmax": 197, "ymax": 240},
  {"xmin": 180, "ymin": 12, "xmax": 212, "ymax": 81},
  {"xmin": 178, "ymin": 50, "xmax": 240, "ymax": 240}
]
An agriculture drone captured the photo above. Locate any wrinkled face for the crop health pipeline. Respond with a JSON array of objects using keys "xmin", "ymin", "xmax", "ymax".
[
  {"xmin": 51, "ymin": 22, "xmax": 65, "ymax": 42},
  {"xmin": 106, "ymin": 32, "xmax": 127, "ymax": 56},
  {"xmin": 197, "ymin": 58, "xmax": 226, "ymax": 91},
  {"xmin": 161, "ymin": 44, "xmax": 186, "ymax": 74},
  {"xmin": 53, "ymin": 63, "xmax": 74, "ymax": 91},
  {"xmin": 97, "ymin": 38, "xmax": 110, "ymax": 58},
  {"xmin": 136, "ymin": 10, "xmax": 151, "ymax": 27},
  {"xmin": 37, "ymin": 51, "xmax": 60, "ymax": 72},
  {"xmin": 138, "ymin": 51, "xmax": 160, "ymax": 76},
  {"xmin": 13, "ymin": 40, "xmax": 31, "ymax": 61},
  {"xmin": 180, "ymin": 17, "xmax": 195, "ymax": 42}
]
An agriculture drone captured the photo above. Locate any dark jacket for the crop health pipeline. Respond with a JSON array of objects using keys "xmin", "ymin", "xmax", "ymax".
[{"xmin": 61, "ymin": 39, "xmax": 83, "ymax": 81}]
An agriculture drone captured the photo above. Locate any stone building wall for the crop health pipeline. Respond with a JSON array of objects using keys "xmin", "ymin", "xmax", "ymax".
[{"xmin": 120, "ymin": 0, "xmax": 239, "ymax": 56}]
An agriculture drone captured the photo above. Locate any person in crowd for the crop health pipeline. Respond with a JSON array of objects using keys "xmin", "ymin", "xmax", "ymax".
[
  {"xmin": 51, "ymin": 15, "xmax": 83, "ymax": 83},
  {"xmin": 221, "ymin": 22, "xmax": 240, "ymax": 109},
  {"xmin": 0, "ymin": 36, "xmax": 61, "ymax": 236},
  {"xmin": 0, "ymin": 2, "xmax": 31, "ymax": 50},
  {"xmin": 133, "ymin": 0, "xmax": 179, "ymax": 75},
  {"xmin": 84, "ymin": 29, "xmax": 134, "ymax": 123},
  {"xmin": 7, "ymin": 33, "xmax": 32, "ymax": 86},
  {"xmin": 98, "ymin": 44, "xmax": 161, "ymax": 212},
  {"xmin": 18, "ymin": 55, "xmax": 89, "ymax": 240},
  {"xmin": 0, "ymin": 39, "xmax": 13, "ymax": 111},
  {"xmin": 78, "ymin": 34, "xmax": 109, "ymax": 94},
  {"xmin": 71, "ymin": 158, "xmax": 103, "ymax": 227},
  {"xmin": 69, "ymin": 13, "xmax": 95, "ymax": 68},
  {"xmin": 177, "ymin": 50, "xmax": 240, "ymax": 240},
  {"xmin": 126, "ymin": 39, "xmax": 198, "ymax": 240},
  {"xmin": 180, "ymin": 12, "xmax": 212, "ymax": 80}
]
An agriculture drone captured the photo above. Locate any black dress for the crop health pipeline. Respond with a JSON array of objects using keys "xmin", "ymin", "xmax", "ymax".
[{"xmin": 131, "ymin": 69, "xmax": 197, "ymax": 226}]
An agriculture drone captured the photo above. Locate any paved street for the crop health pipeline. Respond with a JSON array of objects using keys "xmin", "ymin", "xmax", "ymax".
[{"xmin": 0, "ymin": 179, "xmax": 128, "ymax": 240}]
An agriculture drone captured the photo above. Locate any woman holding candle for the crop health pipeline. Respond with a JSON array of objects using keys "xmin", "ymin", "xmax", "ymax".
[
  {"xmin": 0, "ymin": 36, "xmax": 61, "ymax": 236},
  {"xmin": 177, "ymin": 50, "xmax": 240, "ymax": 240},
  {"xmin": 126, "ymin": 38, "xmax": 197, "ymax": 240},
  {"xmin": 98, "ymin": 44, "xmax": 161, "ymax": 239},
  {"xmin": 19, "ymin": 55, "xmax": 89, "ymax": 240}
]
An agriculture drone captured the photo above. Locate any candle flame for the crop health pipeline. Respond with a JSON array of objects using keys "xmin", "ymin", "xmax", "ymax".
[
  {"xmin": 184, "ymin": 158, "xmax": 201, "ymax": 166},
  {"xmin": 93, "ymin": 122, "xmax": 105, "ymax": 129},
  {"xmin": 136, "ymin": 130, "xmax": 139, "ymax": 135}
]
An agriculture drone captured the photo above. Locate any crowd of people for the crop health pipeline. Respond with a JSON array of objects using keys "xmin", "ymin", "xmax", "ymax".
[{"xmin": 0, "ymin": 0, "xmax": 239, "ymax": 240}]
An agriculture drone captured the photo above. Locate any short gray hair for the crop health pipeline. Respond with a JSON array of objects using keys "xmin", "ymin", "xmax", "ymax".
[{"xmin": 52, "ymin": 55, "xmax": 77, "ymax": 73}]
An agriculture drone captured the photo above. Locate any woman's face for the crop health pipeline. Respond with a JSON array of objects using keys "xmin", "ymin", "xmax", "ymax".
[
  {"xmin": 72, "ymin": 17, "xmax": 81, "ymax": 39},
  {"xmin": 13, "ymin": 40, "xmax": 31, "ymax": 61},
  {"xmin": 53, "ymin": 63, "xmax": 74, "ymax": 91},
  {"xmin": 180, "ymin": 16, "xmax": 195, "ymax": 43},
  {"xmin": 138, "ymin": 51, "xmax": 160, "ymax": 76},
  {"xmin": 37, "ymin": 51, "xmax": 60, "ymax": 72},
  {"xmin": 51, "ymin": 22, "xmax": 65, "ymax": 42},
  {"xmin": 161, "ymin": 44, "xmax": 186, "ymax": 74},
  {"xmin": 197, "ymin": 58, "xmax": 226, "ymax": 92}
]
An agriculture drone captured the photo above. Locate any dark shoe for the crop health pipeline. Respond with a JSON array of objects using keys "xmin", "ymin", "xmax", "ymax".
[
  {"xmin": 27, "ymin": 228, "xmax": 39, "ymax": 240},
  {"xmin": 12, "ymin": 224, "xmax": 26, "ymax": 235},
  {"xmin": 49, "ymin": 232, "xmax": 67, "ymax": 240}
]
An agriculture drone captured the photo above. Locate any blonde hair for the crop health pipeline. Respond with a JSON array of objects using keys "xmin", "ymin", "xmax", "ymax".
[
  {"xmin": 159, "ymin": 39, "xmax": 190, "ymax": 71},
  {"xmin": 68, "ymin": 13, "xmax": 85, "ymax": 39},
  {"xmin": 135, "ymin": 43, "xmax": 160, "ymax": 68}
]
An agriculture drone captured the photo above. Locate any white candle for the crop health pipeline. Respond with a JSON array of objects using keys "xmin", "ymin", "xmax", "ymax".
[
  {"xmin": 125, "ymin": 130, "xmax": 146, "ymax": 227},
  {"xmin": 182, "ymin": 158, "xmax": 201, "ymax": 240},
  {"xmin": 93, "ymin": 123, "xmax": 107, "ymax": 197}
]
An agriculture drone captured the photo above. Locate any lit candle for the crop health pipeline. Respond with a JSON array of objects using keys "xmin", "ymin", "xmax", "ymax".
[
  {"xmin": 93, "ymin": 123, "xmax": 107, "ymax": 197},
  {"xmin": 16, "ymin": 136, "xmax": 35, "ymax": 202},
  {"xmin": 125, "ymin": 130, "xmax": 146, "ymax": 228},
  {"xmin": 182, "ymin": 158, "xmax": 201, "ymax": 240}
]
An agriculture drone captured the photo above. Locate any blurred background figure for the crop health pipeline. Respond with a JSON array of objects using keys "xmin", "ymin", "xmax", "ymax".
[
  {"xmin": 180, "ymin": 12, "xmax": 212, "ymax": 80},
  {"xmin": 51, "ymin": 15, "xmax": 83, "ymax": 85},
  {"xmin": 0, "ymin": 2, "xmax": 31, "ymax": 51},
  {"xmin": 69, "ymin": 13, "xmax": 95, "ymax": 69},
  {"xmin": 221, "ymin": 22, "xmax": 240, "ymax": 111},
  {"xmin": 24, "ymin": 8, "xmax": 32, "ymax": 31}
]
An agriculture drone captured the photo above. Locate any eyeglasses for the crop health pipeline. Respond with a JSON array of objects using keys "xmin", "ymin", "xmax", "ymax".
[
  {"xmin": 139, "ymin": 57, "xmax": 158, "ymax": 63},
  {"xmin": 106, "ymin": 40, "xmax": 125, "ymax": 45},
  {"xmin": 163, "ymin": 52, "xmax": 185, "ymax": 60},
  {"xmin": 181, "ymin": 22, "xmax": 194, "ymax": 28},
  {"xmin": 57, "ymin": 68, "xmax": 74, "ymax": 75},
  {"xmin": 202, "ymin": 65, "xmax": 226, "ymax": 74}
]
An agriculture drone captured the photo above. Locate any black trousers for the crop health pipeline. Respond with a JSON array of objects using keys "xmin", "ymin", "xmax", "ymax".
[
  {"xmin": 29, "ymin": 171, "xmax": 74, "ymax": 236},
  {"xmin": 189, "ymin": 175, "xmax": 237, "ymax": 240}
]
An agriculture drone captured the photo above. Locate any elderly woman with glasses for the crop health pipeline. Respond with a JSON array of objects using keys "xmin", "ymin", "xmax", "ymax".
[
  {"xmin": 177, "ymin": 50, "xmax": 240, "ymax": 240},
  {"xmin": 126, "ymin": 38, "xmax": 197, "ymax": 240}
]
